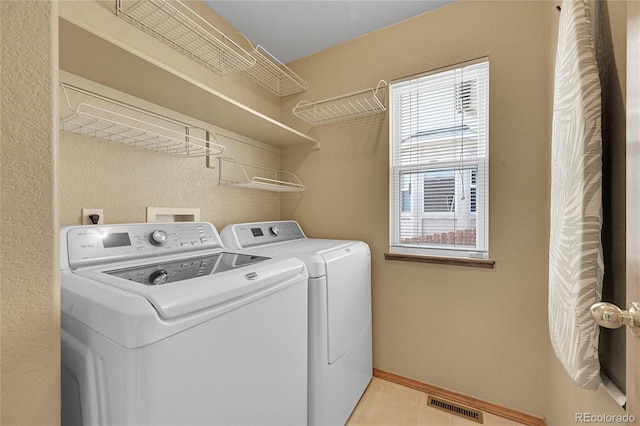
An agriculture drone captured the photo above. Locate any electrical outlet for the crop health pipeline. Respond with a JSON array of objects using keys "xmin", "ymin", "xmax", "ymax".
[{"xmin": 82, "ymin": 208, "xmax": 104, "ymax": 225}]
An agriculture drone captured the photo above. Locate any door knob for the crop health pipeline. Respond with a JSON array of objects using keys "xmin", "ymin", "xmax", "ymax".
[{"xmin": 590, "ymin": 302, "xmax": 640, "ymax": 336}]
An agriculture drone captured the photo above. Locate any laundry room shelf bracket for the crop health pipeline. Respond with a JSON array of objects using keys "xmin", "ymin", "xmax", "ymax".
[
  {"xmin": 292, "ymin": 80, "xmax": 388, "ymax": 125},
  {"xmin": 116, "ymin": 0, "xmax": 256, "ymax": 76},
  {"xmin": 60, "ymin": 82, "xmax": 225, "ymax": 157},
  {"xmin": 217, "ymin": 157, "xmax": 306, "ymax": 192}
]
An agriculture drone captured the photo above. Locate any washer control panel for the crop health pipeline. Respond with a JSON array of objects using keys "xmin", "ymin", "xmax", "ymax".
[
  {"xmin": 105, "ymin": 252, "xmax": 270, "ymax": 286},
  {"xmin": 222, "ymin": 221, "xmax": 305, "ymax": 249},
  {"xmin": 65, "ymin": 222, "xmax": 221, "ymax": 269}
]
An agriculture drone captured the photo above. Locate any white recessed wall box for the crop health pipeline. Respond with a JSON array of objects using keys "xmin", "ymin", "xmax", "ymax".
[{"xmin": 146, "ymin": 207, "xmax": 200, "ymax": 223}]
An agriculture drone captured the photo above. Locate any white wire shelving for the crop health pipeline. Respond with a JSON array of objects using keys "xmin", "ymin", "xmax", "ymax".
[
  {"xmin": 217, "ymin": 157, "xmax": 306, "ymax": 192},
  {"xmin": 116, "ymin": 0, "xmax": 255, "ymax": 76},
  {"xmin": 292, "ymin": 80, "xmax": 388, "ymax": 126},
  {"xmin": 237, "ymin": 35, "xmax": 308, "ymax": 97},
  {"xmin": 116, "ymin": 0, "xmax": 308, "ymax": 97},
  {"xmin": 60, "ymin": 83, "xmax": 225, "ymax": 158}
]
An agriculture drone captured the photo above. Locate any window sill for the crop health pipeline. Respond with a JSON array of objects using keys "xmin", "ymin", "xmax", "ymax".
[{"xmin": 384, "ymin": 252, "xmax": 495, "ymax": 269}]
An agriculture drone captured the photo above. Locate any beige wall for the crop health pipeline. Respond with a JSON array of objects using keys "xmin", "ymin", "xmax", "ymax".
[
  {"xmin": 57, "ymin": 1, "xmax": 284, "ymax": 229},
  {"xmin": 1, "ymin": 0, "xmax": 634, "ymax": 423},
  {"xmin": 1, "ymin": 1, "xmax": 60, "ymax": 424},
  {"xmin": 283, "ymin": 0, "xmax": 551, "ymax": 416},
  {"xmin": 58, "ymin": 73, "xmax": 282, "ymax": 229},
  {"xmin": 58, "ymin": 1, "xmax": 280, "ymax": 120},
  {"xmin": 546, "ymin": 354, "xmax": 626, "ymax": 425},
  {"xmin": 0, "ymin": 1, "xmax": 289, "ymax": 423}
]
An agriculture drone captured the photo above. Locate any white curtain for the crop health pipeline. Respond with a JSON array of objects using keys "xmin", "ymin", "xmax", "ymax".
[{"xmin": 548, "ymin": 0, "xmax": 603, "ymax": 390}]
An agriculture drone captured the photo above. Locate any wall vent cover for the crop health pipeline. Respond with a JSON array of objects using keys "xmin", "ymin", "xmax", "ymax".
[{"xmin": 426, "ymin": 396, "xmax": 483, "ymax": 424}]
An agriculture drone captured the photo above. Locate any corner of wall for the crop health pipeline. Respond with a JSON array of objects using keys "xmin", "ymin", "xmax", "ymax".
[{"xmin": 1, "ymin": 0, "xmax": 61, "ymax": 424}]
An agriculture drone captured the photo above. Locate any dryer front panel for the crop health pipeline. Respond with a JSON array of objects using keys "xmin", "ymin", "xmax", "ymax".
[{"xmin": 322, "ymin": 242, "xmax": 371, "ymax": 364}]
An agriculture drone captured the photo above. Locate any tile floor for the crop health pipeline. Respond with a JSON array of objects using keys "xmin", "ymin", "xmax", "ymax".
[{"xmin": 347, "ymin": 377, "xmax": 528, "ymax": 426}]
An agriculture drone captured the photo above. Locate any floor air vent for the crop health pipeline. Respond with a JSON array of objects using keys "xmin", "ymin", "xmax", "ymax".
[{"xmin": 426, "ymin": 396, "xmax": 484, "ymax": 424}]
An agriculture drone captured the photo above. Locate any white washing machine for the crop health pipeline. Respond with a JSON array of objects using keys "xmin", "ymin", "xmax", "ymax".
[
  {"xmin": 61, "ymin": 222, "xmax": 308, "ymax": 426},
  {"xmin": 221, "ymin": 220, "xmax": 372, "ymax": 426}
]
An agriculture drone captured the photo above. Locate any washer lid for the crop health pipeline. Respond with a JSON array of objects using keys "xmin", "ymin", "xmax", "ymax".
[
  {"xmin": 219, "ymin": 221, "xmax": 371, "ymax": 277},
  {"xmin": 73, "ymin": 255, "xmax": 307, "ymax": 319}
]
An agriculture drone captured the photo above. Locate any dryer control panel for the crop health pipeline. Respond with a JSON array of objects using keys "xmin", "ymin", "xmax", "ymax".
[
  {"xmin": 64, "ymin": 222, "xmax": 221, "ymax": 269},
  {"xmin": 221, "ymin": 221, "xmax": 306, "ymax": 249}
]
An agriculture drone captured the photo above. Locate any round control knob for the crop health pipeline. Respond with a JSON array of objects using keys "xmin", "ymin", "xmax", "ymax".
[
  {"xmin": 149, "ymin": 270, "xmax": 168, "ymax": 286},
  {"xmin": 149, "ymin": 230, "xmax": 168, "ymax": 246},
  {"xmin": 269, "ymin": 226, "xmax": 280, "ymax": 236}
]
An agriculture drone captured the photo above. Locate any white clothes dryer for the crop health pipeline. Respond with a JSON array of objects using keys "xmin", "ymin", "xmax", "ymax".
[
  {"xmin": 61, "ymin": 222, "xmax": 308, "ymax": 426},
  {"xmin": 221, "ymin": 220, "xmax": 372, "ymax": 426}
]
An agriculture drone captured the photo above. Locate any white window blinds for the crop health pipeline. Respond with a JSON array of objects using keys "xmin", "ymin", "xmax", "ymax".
[{"xmin": 390, "ymin": 59, "xmax": 489, "ymax": 258}]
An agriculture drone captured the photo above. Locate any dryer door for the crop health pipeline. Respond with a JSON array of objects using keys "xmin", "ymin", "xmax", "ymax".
[{"xmin": 322, "ymin": 243, "xmax": 371, "ymax": 364}]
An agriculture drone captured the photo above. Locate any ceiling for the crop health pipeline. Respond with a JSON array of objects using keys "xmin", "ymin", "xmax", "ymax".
[{"xmin": 204, "ymin": 1, "xmax": 456, "ymax": 64}]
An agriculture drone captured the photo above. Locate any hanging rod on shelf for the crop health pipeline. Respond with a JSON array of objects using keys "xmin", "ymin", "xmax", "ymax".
[
  {"xmin": 292, "ymin": 80, "xmax": 388, "ymax": 126},
  {"xmin": 60, "ymin": 82, "xmax": 225, "ymax": 157},
  {"xmin": 217, "ymin": 157, "xmax": 306, "ymax": 192}
]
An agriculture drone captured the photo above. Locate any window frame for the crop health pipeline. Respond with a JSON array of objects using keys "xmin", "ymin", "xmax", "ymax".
[{"xmin": 388, "ymin": 58, "xmax": 490, "ymax": 261}]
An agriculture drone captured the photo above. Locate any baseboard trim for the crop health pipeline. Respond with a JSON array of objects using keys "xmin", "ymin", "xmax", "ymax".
[{"xmin": 372, "ymin": 369, "xmax": 546, "ymax": 426}]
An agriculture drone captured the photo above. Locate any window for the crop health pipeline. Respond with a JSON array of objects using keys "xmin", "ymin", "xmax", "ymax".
[
  {"xmin": 423, "ymin": 170, "xmax": 456, "ymax": 213},
  {"xmin": 401, "ymin": 174, "xmax": 411, "ymax": 213},
  {"xmin": 389, "ymin": 59, "xmax": 489, "ymax": 259}
]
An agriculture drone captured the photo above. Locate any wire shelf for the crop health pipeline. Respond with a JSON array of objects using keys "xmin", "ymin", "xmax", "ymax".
[
  {"xmin": 60, "ymin": 83, "xmax": 225, "ymax": 158},
  {"xmin": 242, "ymin": 43, "xmax": 308, "ymax": 97},
  {"xmin": 218, "ymin": 157, "xmax": 306, "ymax": 192},
  {"xmin": 293, "ymin": 80, "xmax": 388, "ymax": 125},
  {"xmin": 116, "ymin": 0, "xmax": 255, "ymax": 76}
]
